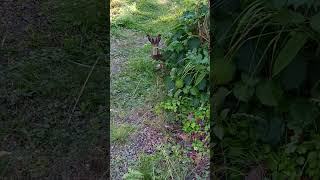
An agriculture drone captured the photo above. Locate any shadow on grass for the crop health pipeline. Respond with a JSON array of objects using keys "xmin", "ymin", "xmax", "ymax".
[{"xmin": 0, "ymin": 0, "xmax": 108, "ymax": 178}]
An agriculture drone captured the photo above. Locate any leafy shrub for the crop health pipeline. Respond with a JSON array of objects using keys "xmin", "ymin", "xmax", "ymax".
[
  {"xmin": 212, "ymin": 0, "xmax": 320, "ymax": 178},
  {"xmin": 159, "ymin": 0, "xmax": 210, "ymax": 155}
]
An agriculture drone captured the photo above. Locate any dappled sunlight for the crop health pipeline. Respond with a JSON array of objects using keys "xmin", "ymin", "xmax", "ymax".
[{"xmin": 111, "ymin": 0, "xmax": 183, "ymax": 33}]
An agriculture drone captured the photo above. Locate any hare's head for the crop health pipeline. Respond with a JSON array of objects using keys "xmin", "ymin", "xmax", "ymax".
[{"xmin": 147, "ymin": 34, "xmax": 161, "ymax": 58}]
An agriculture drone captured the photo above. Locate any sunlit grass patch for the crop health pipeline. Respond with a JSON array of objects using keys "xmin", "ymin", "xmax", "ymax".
[{"xmin": 111, "ymin": 0, "xmax": 183, "ymax": 34}]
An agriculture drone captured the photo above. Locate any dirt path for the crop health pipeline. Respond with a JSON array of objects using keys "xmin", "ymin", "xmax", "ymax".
[{"xmin": 110, "ymin": 29, "xmax": 167, "ymax": 179}]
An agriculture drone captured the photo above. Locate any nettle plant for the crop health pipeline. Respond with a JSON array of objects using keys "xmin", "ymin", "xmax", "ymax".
[
  {"xmin": 157, "ymin": 2, "xmax": 210, "ymax": 154},
  {"xmin": 212, "ymin": 0, "xmax": 320, "ymax": 179}
]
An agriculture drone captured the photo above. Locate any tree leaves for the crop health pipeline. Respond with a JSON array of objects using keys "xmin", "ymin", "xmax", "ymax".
[{"xmin": 272, "ymin": 32, "xmax": 308, "ymax": 77}]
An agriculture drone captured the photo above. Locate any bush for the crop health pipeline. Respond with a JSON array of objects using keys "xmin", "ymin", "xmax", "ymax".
[{"xmin": 212, "ymin": 0, "xmax": 320, "ymax": 179}]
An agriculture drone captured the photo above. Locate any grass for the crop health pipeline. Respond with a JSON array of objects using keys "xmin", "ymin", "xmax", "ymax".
[
  {"xmin": 110, "ymin": 0, "xmax": 207, "ymax": 179},
  {"xmin": 111, "ymin": 123, "xmax": 137, "ymax": 144},
  {"xmin": 111, "ymin": 0, "xmax": 185, "ymax": 35},
  {"xmin": 0, "ymin": 0, "xmax": 107, "ymax": 178},
  {"xmin": 123, "ymin": 144, "xmax": 193, "ymax": 179}
]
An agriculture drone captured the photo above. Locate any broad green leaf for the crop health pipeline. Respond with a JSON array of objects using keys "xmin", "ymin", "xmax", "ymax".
[
  {"xmin": 256, "ymin": 80, "xmax": 283, "ymax": 106},
  {"xmin": 310, "ymin": 12, "xmax": 320, "ymax": 33},
  {"xmin": 272, "ymin": 9, "xmax": 305, "ymax": 24},
  {"xmin": 265, "ymin": 117, "xmax": 283, "ymax": 145},
  {"xmin": 271, "ymin": 0, "xmax": 287, "ymax": 8},
  {"xmin": 241, "ymin": 73, "xmax": 260, "ymax": 87},
  {"xmin": 272, "ymin": 32, "xmax": 308, "ymax": 77},
  {"xmin": 165, "ymin": 77, "xmax": 175, "ymax": 92},
  {"xmin": 187, "ymin": 37, "xmax": 201, "ymax": 50},
  {"xmin": 213, "ymin": 125, "xmax": 224, "ymax": 140},
  {"xmin": 190, "ymin": 87, "xmax": 199, "ymax": 96},
  {"xmin": 311, "ymin": 81, "xmax": 320, "ymax": 99},
  {"xmin": 287, "ymin": 0, "xmax": 313, "ymax": 9},
  {"xmin": 220, "ymin": 109, "xmax": 230, "ymax": 120},
  {"xmin": 212, "ymin": 58, "xmax": 236, "ymax": 85},
  {"xmin": 213, "ymin": 87, "xmax": 230, "ymax": 107},
  {"xmin": 280, "ymin": 55, "xmax": 306, "ymax": 90},
  {"xmin": 214, "ymin": 17, "xmax": 234, "ymax": 46},
  {"xmin": 235, "ymin": 41, "xmax": 264, "ymax": 74},
  {"xmin": 175, "ymin": 79, "xmax": 184, "ymax": 89},
  {"xmin": 285, "ymin": 142, "xmax": 297, "ymax": 154},
  {"xmin": 233, "ymin": 81, "xmax": 254, "ymax": 102},
  {"xmin": 289, "ymin": 100, "xmax": 319, "ymax": 128},
  {"xmin": 184, "ymin": 75, "xmax": 193, "ymax": 86},
  {"xmin": 197, "ymin": 79, "xmax": 207, "ymax": 91}
]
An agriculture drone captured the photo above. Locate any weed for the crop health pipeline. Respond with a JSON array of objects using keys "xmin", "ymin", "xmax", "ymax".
[
  {"xmin": 123, "ymin": 144, "xmax": 193, "ymax": 180},
  {"xmin": 111, "ymin": 123, "xmax": 137, "ymax": 144}
]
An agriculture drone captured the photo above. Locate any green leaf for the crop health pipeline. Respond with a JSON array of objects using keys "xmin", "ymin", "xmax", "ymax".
[
  {"xmin": 165, "ymin": 77, "xmax": 175, "ymax": 92},
  {"xmin": 272, "ymin": 32, "xmax": 308, "ymax": 77},
  {"xmin": 272, "ymin": 9, "xmax": 305, "ymax": 24},
  {"xmin": 235, "ymin": 41, "xmax": 264, "ymax": 74},
  {"xmin": 175, "ymin": 79, "xmax": 184, "ymax": 89},
  {"xmin": 289, "ymin": 100, "xmax": 319, "ymax": 127},
  {"xmin": 213, "ymin": 125, "xmax": 224, "ymax": 140},
  {"xmin": 213, "ymin": 87, "xmax": 230, "ymax": 109},
  {"xmin": 256, "ymin": 80, "xmax": 283, "ymax": 106},
  {"xmin": 190, "ymin": 87, "xmax": 199, "ymax": 96},
  {"xmin": 280, "ymin": 55, "xmax": 306, "ymax": 90},
  {"xmin": 285, "ymin": 142, "xmax": 297, "ymax": 154},
  {"xmin": 187, "ymin": 37, "xmax": 201, "ymax": 50},
  {"xmin": 310, "ymin": 12, "xmax": 320, "ymax": 33},
  {"xmin": 197, "ymin": 79, "xmax": 207, "ymax": 91},
  {"xmin": 212, "ymin": 58, "xmax": 236, "ymax": 85},
  {"xmin": 195, "ymin": 72, "xmax": 207, "ymax": 86},
  {"xmin": 271, "ymin": 0, "xmax": 287, "ymax": 8},
  {"xmin": 220, "ymin": 109, "xmax": 230, "ymax": 120},
  {"xmin": 287, "ymin": 0, "xmax": 313, "ymax": 9},
  {"xmin": 266, "ymin": 117, "xmax": 284, "ymax": 145},
  {"xmin": 184, "ymin": 75, "xmax": 193, "ymax": 86},
  {"xmin": 296, "ymin": 157, "xmax": 305, "ymax": 165},
  {"xmin": 311, "ymin": 81, "xmax": 320, "ymax": 99},
  {"xmin": 233, "ymin": 81, "xmax": 254, "ymax": 102},
  {"xmin": 241, "ymin": 73, "xmax": 260, "ymax": 87}
]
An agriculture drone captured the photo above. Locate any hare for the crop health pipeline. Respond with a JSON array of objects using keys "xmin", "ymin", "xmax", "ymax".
[{"xmin": 147, "ymin": 34, "xmax": 164, "ymax": 69}]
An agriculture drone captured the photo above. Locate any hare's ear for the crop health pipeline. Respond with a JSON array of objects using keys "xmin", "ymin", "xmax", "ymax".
[
  {"xmin": 156, "ymin": 34, "xmax": 161, "ymax": 44},
  {"xmin": 147, "ymin": 35, "xmax": 153, "ymax": 44}
]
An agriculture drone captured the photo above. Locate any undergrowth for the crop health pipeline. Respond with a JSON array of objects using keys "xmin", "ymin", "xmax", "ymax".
[{"xmin": 213, "ymin": 0, "xmax": 320, "ymax": 179}]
